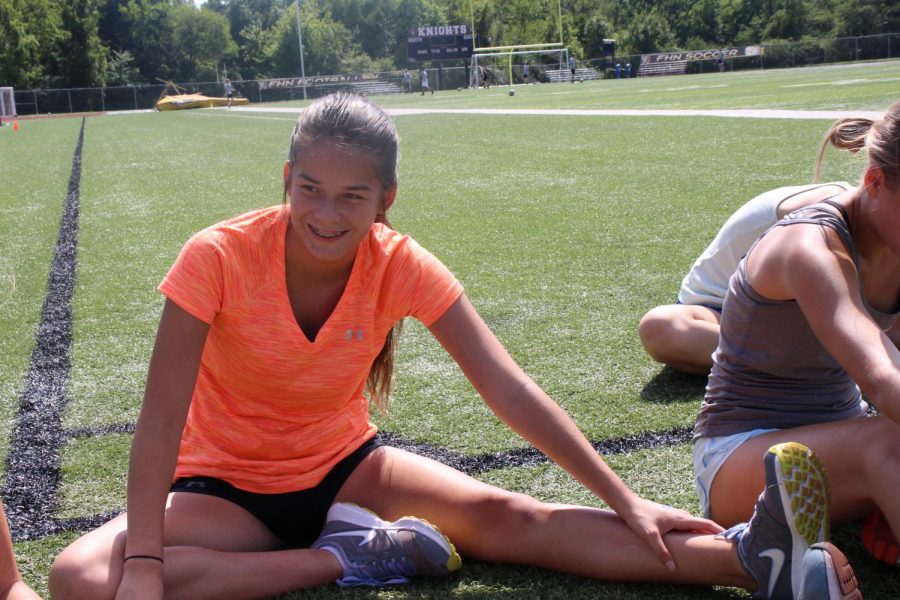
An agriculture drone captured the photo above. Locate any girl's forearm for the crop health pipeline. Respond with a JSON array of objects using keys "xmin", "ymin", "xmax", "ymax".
[
  {"xmin": 123, "ymin": 409, "xmax": 186, "ymax": 558},
  {"xmin": 124, "ymin": 301, "xmax": 208, "ymax": 556}
]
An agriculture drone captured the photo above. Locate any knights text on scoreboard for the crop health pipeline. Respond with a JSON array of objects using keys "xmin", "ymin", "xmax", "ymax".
[{"xmin": 406, "ymin": 25, "xmax": 474, "ymax": 62}]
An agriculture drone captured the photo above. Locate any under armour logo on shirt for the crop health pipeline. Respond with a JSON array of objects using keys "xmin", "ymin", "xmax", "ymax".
[{"xmin": 345, "ymin": 328, "xmax": 364, "ymax": 341}]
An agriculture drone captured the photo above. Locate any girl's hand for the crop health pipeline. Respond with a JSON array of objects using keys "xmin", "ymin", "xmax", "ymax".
[
  {"xmin": 115, "ymin": 560, "xmax": 164, "ymax": 600},
  {"xmin": 618, "ymin": 496, "xmax": 724, "ymax": 571}
]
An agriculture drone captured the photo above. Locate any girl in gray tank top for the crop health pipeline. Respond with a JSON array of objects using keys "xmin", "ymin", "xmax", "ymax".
[
  {"xmin": 696, "ymin": 201, "xmax": 897, "ymax": 438},
  {"xmin": 690, "ymin": 103, "xmax": 900, "ymax": 566}
]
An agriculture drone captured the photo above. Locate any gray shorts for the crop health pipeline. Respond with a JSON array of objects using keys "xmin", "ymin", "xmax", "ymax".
[{"xmin": 693, "ymin": 428, "xmax": 778, "ymax": 518}]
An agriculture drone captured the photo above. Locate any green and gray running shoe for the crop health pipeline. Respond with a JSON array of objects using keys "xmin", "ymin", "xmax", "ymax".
[
  {"xmin": 724, "ymin": 442, "xmax": 831, "ymax": 599},
  {"xmin": 312, "ymin": 502, "xmax": 462, "ymax": 588}
]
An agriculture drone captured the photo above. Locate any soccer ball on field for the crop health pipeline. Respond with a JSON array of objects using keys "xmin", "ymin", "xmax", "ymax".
[
  {"xmin": 509, "ymin": 89, "xmax": 515, "ymax": 96},
  {"xmin": 862, "ymin": 508, "xmax": 900, "ymax": 566}
]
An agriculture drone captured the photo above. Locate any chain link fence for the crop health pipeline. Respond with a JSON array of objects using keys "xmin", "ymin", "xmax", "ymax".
[{"xmin": 9, "ymin": 32, "xmax": 898, "ymax": 115}]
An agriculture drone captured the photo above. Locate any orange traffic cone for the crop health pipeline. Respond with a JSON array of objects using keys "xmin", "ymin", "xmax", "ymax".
[{"xmin": 12, "ymin": 120, "xmax": 19, "ymax": 131}]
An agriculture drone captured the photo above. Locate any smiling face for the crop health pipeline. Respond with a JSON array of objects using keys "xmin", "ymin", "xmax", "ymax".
[{"xmin": 284, "ymin": 138, "xmax": 396, "ymax": 271}]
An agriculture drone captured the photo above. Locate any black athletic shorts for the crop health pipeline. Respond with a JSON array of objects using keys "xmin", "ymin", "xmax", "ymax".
[{"xmin": 170, "ymin": 435, "xmax": 384, "ymax": 547}]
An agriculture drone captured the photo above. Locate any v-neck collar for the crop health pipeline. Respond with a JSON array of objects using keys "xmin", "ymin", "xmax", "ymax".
[{"xmin": 277, "ymin": 212, "xmax": 368, "ymax": 345}]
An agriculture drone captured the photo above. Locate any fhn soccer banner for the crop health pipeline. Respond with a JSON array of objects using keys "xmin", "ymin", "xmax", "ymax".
[
  {"xmin": 641, "ymin": 45, "xmax": 762, "ymax": 64},
  {"xmin": 406, "ymin": 25, "xmax": 474, "ymax": 62}
]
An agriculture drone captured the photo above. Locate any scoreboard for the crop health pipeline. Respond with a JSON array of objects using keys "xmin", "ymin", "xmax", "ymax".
[{"xmin": 406, "ymin": 25, "xmax": 474, "ymax": 62}]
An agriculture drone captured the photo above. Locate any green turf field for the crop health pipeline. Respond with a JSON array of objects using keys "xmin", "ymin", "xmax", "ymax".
[{"xmin": 1, "ymin": 60, "xmax": 899, "ymax": 598}]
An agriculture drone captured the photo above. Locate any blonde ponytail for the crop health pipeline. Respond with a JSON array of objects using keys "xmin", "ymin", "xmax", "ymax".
[{"xmin": 815, "ymin": 100, "xmax": 900, "ymax": 188}]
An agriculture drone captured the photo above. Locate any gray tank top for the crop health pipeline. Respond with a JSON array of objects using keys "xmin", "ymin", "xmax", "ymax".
[{"xmin": 695, "ymin": 201, "xmax": 899, "ymax": 439}]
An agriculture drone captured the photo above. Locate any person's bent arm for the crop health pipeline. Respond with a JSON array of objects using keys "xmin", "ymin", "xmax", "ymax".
[
  {"xmin": 747, "ymin": 224, "xmax": 900, "ymax": 425},
  {"xmin": 428, "ymin": 294, "xmax": 722, "ymax": 571},
  {"xmin": 116, "ymin": 300, "xmax": 209, "ymax": 600}
]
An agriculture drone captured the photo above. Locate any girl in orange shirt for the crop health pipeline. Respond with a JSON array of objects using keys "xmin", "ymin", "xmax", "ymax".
[{"xmin": 50, "ymin": 93, "xmax": 857, "ymax": 600}]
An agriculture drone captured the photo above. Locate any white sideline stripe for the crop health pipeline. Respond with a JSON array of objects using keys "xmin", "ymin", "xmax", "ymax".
[
  {"xmin": 784, "ymin": 76, "xmax": 900, "ymax": 88},
  {"xmin": 227, "ymin": 106, "xmax": 884, "ymax": 120},
  {"xmin": 193, "ymin": 111, "xmax": 294, "ymax": 121},
  {"xmin": 106, "ymin": 109, "xmax": 156, "ymax": 116}
]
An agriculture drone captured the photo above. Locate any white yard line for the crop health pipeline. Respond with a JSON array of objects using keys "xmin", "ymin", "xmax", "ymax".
[
  {"xmin": 784, "ymin": 76, "xmax": 900, "ymax": 88},
  {"xmin": 227, "ymin": 106, "xmax": 884, "ymax": 120}
]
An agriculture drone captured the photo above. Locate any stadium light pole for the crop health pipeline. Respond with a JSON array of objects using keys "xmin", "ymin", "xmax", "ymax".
[{"xmin": 295, "ymin": 0, "xmax": 307, "ymax": 99}]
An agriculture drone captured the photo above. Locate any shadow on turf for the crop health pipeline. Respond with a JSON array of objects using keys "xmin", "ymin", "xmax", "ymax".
[
  {"xmin": 278, "ymin": 560, "xmax": 749, "ymax": 599},
  {"xmin": 639, "ymin": 366, "xmax": 707, "ymax": 405}
]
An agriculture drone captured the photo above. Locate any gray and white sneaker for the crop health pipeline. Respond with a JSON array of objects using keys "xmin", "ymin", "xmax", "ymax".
[
  {"xmin": 724, "ymin": 442, "xmax": 830, "ymax": 599},
  {"xmin": 798, "ymin": 543, "xmax": 862, "ymax": 600},
  {"xmin": 312, "ymin": 502, "xmax": 462, "ymax": 588}
]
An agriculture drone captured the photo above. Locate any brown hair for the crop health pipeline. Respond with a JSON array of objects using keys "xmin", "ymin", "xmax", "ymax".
[
  {"xmin": 815, "ymin": 99, "xmax": 900, "ymax": 189},
  {"xmin": 285, "ymin": 92, "xmax": 402, "ymax": 411}
]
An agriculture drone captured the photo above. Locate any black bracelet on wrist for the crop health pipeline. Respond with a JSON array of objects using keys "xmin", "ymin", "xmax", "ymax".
[{"xmin": 123, "ymin": 555, "xmax": 164, "ymax": 564}]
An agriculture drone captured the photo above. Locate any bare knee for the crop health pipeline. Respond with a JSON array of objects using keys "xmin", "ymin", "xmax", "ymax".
[
  {"xmin": 862, "ymin": 417, "xmax": 900, "ymax": 476},
  {"xmin": 639, "ymin": 304, "xmax": 720, "ymax": 374},
  {"xmin": 638, "ymin": 307, "xmax": 680, "ymax": 362},
  {"xmin": 49, "ymin": 547, "xmax": 113, "ymax": 600},
  {"xmin": 49, "ymin": 532, "xmax": 122, "ymax": 600},
  {"xmin": 463, "ymin": 492, "xmax": 548, "ymax": 555}
]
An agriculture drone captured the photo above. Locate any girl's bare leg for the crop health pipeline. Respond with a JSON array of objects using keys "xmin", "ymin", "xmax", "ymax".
[
  {"xmin": 638, "ymin": 305, "xmax": 721, "ymax": 374},
  {"xmin": 709, "ymin": 416, "xmax": 900, "ymax": 538},
  {"xmin": 337, "ymin": 446, "xmax": 754, "ymax": 589},
  {"xmin": 49, "ymin": 493, "xmax": 341, "ymax": 600},
  {"xmin": 2, "ymin": 504, "xmax": 41, "ymax": 600}
]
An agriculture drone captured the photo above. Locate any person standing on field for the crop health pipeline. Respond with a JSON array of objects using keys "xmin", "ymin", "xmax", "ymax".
[
  {"xmin": 402, "ymin": 69, "xmax": 412, "ymax": 93},
  {"xmin": 223, "ymin": 78, "xmax": 234, "ymax": 108},
  {"xmin": 420, "ymin": 68, "xmax": 433, "ymax": 95}
]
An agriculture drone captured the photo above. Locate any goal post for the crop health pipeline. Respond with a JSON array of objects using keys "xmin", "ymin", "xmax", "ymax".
[
  {"xmin": 0, "ymin": 87, "xmax": 16, "ymax": 123},
  {"xmin": 468, "ymin": 0, "xmax": 567, "ymax": 87},
  {"xmin": 471, "ymin": 47, "xmax": 569, "ymax": 87}
]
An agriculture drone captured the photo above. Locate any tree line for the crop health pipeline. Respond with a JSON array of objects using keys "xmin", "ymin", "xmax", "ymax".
[{"xmin": 1, "ymin": 0, "xmax": 897, "ymax": 89}]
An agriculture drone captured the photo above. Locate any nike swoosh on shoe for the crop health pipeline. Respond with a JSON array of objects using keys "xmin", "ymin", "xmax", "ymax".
[{"xmin": 759, "ymin": 548, "xmax": 786, "ymax": 598}]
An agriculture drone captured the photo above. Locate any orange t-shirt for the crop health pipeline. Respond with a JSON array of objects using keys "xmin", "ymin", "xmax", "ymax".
[{"xmin": 159, "ymin": 205, "xmax": 463, "ymax": 493}]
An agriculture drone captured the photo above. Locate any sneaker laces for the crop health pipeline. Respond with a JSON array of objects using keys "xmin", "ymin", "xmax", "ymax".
[
  {"xmin": 339, "ymin": 556, "xmax": 415, "ymax": 587},
  {"xmin": 721, "ymin": 521, "xmax": 748, "ymax": 542}
]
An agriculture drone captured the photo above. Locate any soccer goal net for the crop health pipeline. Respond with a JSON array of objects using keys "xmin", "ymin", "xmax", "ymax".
[
  {"xmin": 0, "ymin": 87, "xmax": 16, "ymax": 122},
  {"xmin": 471, "ymin": 47, "xmax": 569, "ymax": 87}
]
